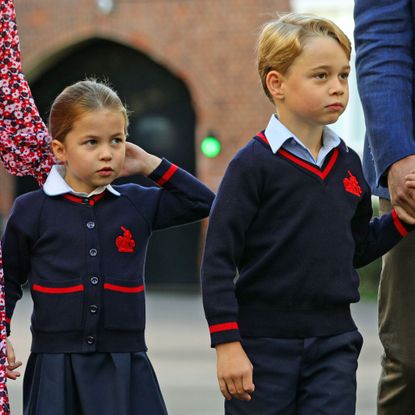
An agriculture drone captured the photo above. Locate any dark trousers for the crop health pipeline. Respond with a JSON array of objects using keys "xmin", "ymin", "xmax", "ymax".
[
  {"xmin": 378, "ymin": 199, "xmax": 415, "ymax": 415},
  {"xmin": 225, "ymin": 330, "xmax": 363, "ymax": 415}
]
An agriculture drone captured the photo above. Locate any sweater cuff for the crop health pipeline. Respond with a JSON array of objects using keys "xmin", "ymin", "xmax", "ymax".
[
  {"xmin": 209, "ymin": 321, "xmax": 241, "ymax": 348},
  {"xmin": 148, "ymin": 158, "xmax": 178, "ymax": 187},
  {"xmin": 391, "ymin": 208, "xmax": 415, "ymax": 237}
]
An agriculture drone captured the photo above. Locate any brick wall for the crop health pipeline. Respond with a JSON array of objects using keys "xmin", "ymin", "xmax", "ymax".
[{"xmin": 9, "ymin": 0, "xmax": 290, "ymax": 193}]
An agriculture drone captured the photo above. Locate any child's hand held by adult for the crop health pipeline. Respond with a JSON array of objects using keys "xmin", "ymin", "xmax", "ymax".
[
  {"xmin": 399, "ymin": 170, "xmax": 415, "ymax": 224},
  {"xmin": 404, "ymin": 170, "xmax": 415, "ymax": 190},
  {"xmin": 388, "ymin": 157, "xmax": 415, "ymax": 223},
  {"xmin": 6, "ymin": 338, "xmax": 22, "ymax": 380}
]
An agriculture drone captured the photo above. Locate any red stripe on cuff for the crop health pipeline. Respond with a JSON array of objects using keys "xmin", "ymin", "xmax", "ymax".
[
  {"xmin": 156, "ymin": 164, "xmax": 178, "ymax": 186},
  {"xmin": 392, "ymin": 208, "xmax": 408, "ymax": 237},
  {"xmin": 32, "ymin": 284, "xmax": 85, "ymax": 294},
  {"xmin": 209, "ymin": 322, "xmax": 239, "ymax": 334},
  {"xmin": 103, "ymin": 283, "xmax": 144, "ymax": 293}
]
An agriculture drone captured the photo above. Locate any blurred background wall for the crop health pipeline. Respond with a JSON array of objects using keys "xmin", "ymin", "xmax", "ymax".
[
  {"xmin": 1, "ymin": 0, "xmax": 376, "ymax": 291},
  {"xmin": 1, "ymin": 0, "xmax": 291, "ymax": 286}
]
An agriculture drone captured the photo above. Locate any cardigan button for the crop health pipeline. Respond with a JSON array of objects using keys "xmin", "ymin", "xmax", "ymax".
[
  {"xmin": 86, "ymin": 336, "xmax": 95, "ymax": 345},
  {"xmin": 82, "ymin": 198, "xmax": 89, "ymax": 204},
  {"xmin": 90, "ymin": 276, "xmax": 99, "ymax": 285},
  {"xmin": 89, "ymin": 249, "xmax": 98, "ymax": 257},
  {"xmin": 86, "ymin": 221, "xmax": 95, "ymax": 229},
  {"xmin": 89, "ymin": 305, "xmax": 98, "ymax": 314}
]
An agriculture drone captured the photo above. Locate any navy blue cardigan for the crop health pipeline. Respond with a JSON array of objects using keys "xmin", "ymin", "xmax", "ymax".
[
  {"xmin": 2, "ymin": 159, "xmax": 214, "ymax": 353},
  {"xmin": 202, "ymin": 133, "xmax": 412, "ymax": 347}
]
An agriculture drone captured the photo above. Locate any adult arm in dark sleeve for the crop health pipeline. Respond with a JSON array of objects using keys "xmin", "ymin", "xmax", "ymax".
[
  {"xmin": 355, "ymin": 0, "xmax": 415, "ymax": 182},
  {"xmin": 354, "ymin": 0, "xmax": 415, "ymax": 219}
]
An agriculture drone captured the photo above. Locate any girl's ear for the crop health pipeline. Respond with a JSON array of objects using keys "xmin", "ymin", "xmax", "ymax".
[
  {"xmin": 51, "ymin": 139, "xmax": 66, "ymax": 163},
  {"xmin": 266, "ymin": 70, "xmax": 286, "ymax": 101}
]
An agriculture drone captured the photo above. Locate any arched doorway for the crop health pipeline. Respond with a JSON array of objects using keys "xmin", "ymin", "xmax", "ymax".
[{"xmin": 18, "ymin": 38, "xmax": 199, "ymax": 287}]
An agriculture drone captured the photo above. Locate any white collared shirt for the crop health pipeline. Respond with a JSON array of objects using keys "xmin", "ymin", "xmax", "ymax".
[
  {"xmin": 264, "ymin": 114, "xmax": 341, "ymax": 167},
  {"xmin": 43, "ymin": 165, "xmax": 120, "ymax": 197}
]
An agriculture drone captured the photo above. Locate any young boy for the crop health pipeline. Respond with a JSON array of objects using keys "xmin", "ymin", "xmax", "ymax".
[{"xmin": 201, "ymin": 13, "xmax": 415, "ymax": 415}]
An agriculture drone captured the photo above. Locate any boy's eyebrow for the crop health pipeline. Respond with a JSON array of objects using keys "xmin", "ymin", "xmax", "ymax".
[{"xmin": 310, "ymin": 64, "xmax": 351, "ymax": 71}]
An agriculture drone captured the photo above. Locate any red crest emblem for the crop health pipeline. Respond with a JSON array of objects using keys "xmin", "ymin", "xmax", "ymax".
[
  {"xmin": 343, "ymin": 170, "xmax": 362, "ymax": 197},
  {"xmin": 115, "ymin": 226, "xmax": 136, "ymax": 253}
]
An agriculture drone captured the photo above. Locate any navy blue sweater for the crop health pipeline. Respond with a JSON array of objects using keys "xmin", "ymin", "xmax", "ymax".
[
  {"xmin": 2, "ymin": 159, "xmax": 214, "ymax": 353},
  {"xmin": 202, "ymin": 133, "xmax": 411, "ymax": 347}
]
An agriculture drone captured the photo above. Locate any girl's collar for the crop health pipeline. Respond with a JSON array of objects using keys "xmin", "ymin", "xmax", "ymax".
[{"xmin": 42, "ymin": 165, "xmax": 120, "ymax": 197}]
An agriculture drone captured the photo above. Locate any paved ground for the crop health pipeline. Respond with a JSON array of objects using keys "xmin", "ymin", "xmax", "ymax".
[{"xmin": 7, "ymin": 292, "xmax": 382, "ymax": 414}]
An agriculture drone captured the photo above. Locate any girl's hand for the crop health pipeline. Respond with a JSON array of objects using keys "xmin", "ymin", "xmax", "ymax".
[
  {"xmin": 6, "ymin": 338, "xmax": 22, "ymax": 380},
  {"xmin": 119, "ymin": 142, "xmax": 161, "ymax": 177}
]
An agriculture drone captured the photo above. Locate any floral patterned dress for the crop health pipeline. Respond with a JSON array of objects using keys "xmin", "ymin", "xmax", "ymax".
[{"xmin": 0, "ymin": 1, "xmax": 54, "ymax": 413}]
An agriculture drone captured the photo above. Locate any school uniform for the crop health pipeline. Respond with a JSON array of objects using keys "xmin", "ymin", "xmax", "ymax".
[
  {"xmin": 201, "ymin": 115, "xmax": 412, "ymax": 415},
  {"xmin": 2, "ymin": 159, "xmax": 214, "ymax": 415}
]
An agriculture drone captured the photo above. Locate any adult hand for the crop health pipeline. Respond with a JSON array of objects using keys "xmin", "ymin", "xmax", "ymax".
[{"xmin": 388, "ymin": 155, "xmax": 415, "ymax": 224}]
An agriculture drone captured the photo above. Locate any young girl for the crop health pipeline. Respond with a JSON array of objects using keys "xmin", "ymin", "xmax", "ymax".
[{"xmin": 1, "ymin": 79, "xmax": 214, "ymax": 414}]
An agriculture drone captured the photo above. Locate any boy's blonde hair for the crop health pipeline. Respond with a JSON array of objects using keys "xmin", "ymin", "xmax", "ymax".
[
  {"xmin": 49, "ymin": 79, "xmax": 129, "ymax": 142},
  {"xmin": 257, "ymin": 13, "xmax": 351, "ymax": 101}
]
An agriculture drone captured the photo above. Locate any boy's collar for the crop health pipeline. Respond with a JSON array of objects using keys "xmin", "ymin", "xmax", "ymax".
[
  {"xmin": 264, "ymin": 114, "xmax": 342, "ymax": 154},
  {"xmin": 43, "ymin": 165, "xmax": 121, "ymax": 197}
]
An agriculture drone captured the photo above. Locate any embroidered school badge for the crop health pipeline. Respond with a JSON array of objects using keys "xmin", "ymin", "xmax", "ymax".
[
  {"xmin": 343, "ymin": 170, "xmax": 362, "ymax": 197},
  {"xmin": 115, "ymin": 227, "xmax": 136, "ymax": 253}
]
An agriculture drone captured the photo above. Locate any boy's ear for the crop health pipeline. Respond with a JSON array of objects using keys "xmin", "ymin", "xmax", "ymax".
[
  {"xmin": 51, "ymin": 139, "xmax": 66, "ymax": 162},
  {"xmin": 266, "ymin": 70, "xmax": 285, "ymax": 101}
]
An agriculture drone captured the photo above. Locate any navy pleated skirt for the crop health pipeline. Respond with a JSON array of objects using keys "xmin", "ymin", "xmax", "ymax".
[{"xmin": 23, "ymin": 352, "xmax": 168, "ymax": 415}]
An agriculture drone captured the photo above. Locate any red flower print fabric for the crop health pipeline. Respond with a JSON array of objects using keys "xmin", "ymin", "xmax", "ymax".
[
  {"xmin": 0, "ymin": 1, "xmax": 54, "ymax": 185},
  {"xmin": 0, "ymin": 1, "xmax": 54, "ymax": 413}
]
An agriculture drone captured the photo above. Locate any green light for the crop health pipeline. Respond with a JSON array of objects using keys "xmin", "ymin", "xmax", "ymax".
[{"xmin": 201, "ymin": 136, "xmax": 221, "ymax": 158}]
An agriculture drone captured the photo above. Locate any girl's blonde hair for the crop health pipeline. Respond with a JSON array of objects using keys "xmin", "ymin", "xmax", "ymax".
[
  {"xmin": 257, "ymin": 13, "xmax": 351, "ymax": 101},
  {"xmin": 48, "ymin": 79, "xmax": 129, "ymax": 142}
]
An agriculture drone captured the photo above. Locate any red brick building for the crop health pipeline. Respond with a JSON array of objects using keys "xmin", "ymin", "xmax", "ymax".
[{"xmin": 0, "ymin": 0, "xmax": 290, "ymax": 285}]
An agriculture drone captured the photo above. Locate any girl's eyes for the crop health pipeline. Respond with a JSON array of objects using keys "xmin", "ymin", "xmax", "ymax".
[
  {"xmin": 83, "ymin": 138, "xmax": 124, "ymax": 145},
  {"xmin": 339, "ymin": 72, "xmax": 350, "ymax": 80},
  {"xmin": 111, "ymin": 137, "xmax": 124, "ymax": 144},
  {"xmin": 314, "ymin": 73, "xmax": 327, "ymax": 80}
]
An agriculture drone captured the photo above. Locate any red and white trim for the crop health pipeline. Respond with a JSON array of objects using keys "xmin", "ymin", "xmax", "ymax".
[
  {"xmin": 257, "ymin": 131, "xmax": 339, "ymax": 180},
  {"xmin": 63, "ymin": 192, "xmax": 106, "ymax": 206},
  {"xmin": 32, "ymin": 283, "xmax": 85, "ymax": 294},
  {"xmin": 103, "ymin": 283, "xmax": 144, "ymax": 293},
  {"xmin": 391, "ymin": 208, "xmax": 408, "ymax": 237},
  {"xmin": 256, "ymin": 131, "xmax": 269, "ymax": 145},
  {"xmin": 156, "ymin": 164, "xmax": 178, "ymax": 186},
  {"xmin": 209, "ymin": 322, "xmax": 239, "ymax": 334}
]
